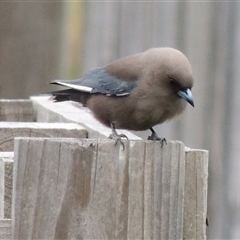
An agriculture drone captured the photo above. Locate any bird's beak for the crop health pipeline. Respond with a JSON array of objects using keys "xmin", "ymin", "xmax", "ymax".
[{"xmin": 177, "ymin": 88, "xmax": 194, "ymax": 107}]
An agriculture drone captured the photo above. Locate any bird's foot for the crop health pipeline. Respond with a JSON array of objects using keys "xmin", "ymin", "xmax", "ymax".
[
  {"xmin": 109, "ymin": 132, "xmax": 128, "ymax": 150},
  {"xmin": 148, "ymin": 128, "xmax": 167, "ymax": 147},
  {"xmin": 109, "ymin": 123, "xmax": 128, "ymax": 150}
]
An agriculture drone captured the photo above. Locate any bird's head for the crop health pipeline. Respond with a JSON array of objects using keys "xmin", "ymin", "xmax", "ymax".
[
  {"xmin": 142, "ymin": 48, "xmax": 194, "ymax": 107},
  {"xmin": 165, "ymin": 48, "xmax": 194, "ymax": 107}
]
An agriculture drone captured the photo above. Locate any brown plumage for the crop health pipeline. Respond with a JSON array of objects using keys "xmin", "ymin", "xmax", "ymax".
[{"xmin": 50, "ymin": 47, "xmax": 194, "ymax": 143}]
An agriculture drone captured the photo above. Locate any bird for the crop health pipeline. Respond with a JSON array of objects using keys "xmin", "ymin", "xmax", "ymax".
[{"xmin": 49, "ymin": 47, "xmax": 194, "ymax": 146}]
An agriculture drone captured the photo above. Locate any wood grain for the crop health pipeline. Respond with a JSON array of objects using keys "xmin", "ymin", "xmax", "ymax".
[
  {"xmin": 0, "ymin": 122, "xmax": 87, "ymax": 151},
  {"xmin": 31, "ymin": 96, "xmax": 141, "ymax": 140},
  {"xmin": 184, "ymin": 149, "xmax": 208, "ymax": 240},
  {"xmin": 12, "ymin": 138, "xmax": 207, "ymax": 239},
  {"xmin": 0, "ymin": 152, "xmax": 14, "ymax": 219},
  {"xmin": 0, "ymin": 219, "xmax": 11, "ymax": 240},
  {"xmin": 0, "ymin": 100, "xmax": 33, "ymax": 122}
]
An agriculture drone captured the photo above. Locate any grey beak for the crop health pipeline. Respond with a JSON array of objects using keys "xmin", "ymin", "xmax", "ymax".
[{"xmin": 177, "ymin": 88, "xmax": 194, "ymax": 107}]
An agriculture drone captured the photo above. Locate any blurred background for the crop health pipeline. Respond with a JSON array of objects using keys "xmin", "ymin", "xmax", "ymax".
[{"xmin": 1, "ymin": 1, "xmax": 240, "ymax": 239}]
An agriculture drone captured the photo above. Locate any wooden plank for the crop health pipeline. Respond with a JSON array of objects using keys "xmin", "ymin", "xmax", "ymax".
[
  {"xmin": 144, "ymin": 141, "xmax": 185, "ymax": 239},
  {"xmin": 12, "ymin": 138, "xmax": 198, "ymax": 239},
  {"xmin": 12, "ymin": 138, "xmax": 99, "ymax": 239},
  {"xmin": 0, "ymin": 152, "xmax": 14, "ymax": 219},
  {"xmin": 127, "ymin": 141, "xmax": 145, "ymax": 239},
  {"xmin": 0, "ymin": 219, "xmax": 11, "ymax": 240},
  {"xmin": 82, "ymin": 138, "xmax": 123, "ymax": 239},
  {"xmin": 115, "ymin": 140, "xmax": 130, "ymax": 240},
  {"xmin": 0, "ymin": 122, "xmax": 87, "ymax": 151},
  {"xmin": 13, "ymin": 138, "xmax": 44, "ymax": 239},
  {"xmin": 13, "ymin": 138, "xmax": 77, "ymax": 239},
  {"xmin": 183, "ymin": 149, "xmax": 208, "ymax": 240},
  {"xmin": 143, "ymin": 141, "xmax": 155, "ymax": 240},
  {"xmin": 31, "ymin": 96, "xmax": 141, "ymax": 140},
  {"xmin": 0, "ymin": 100, "xmax": 34, "ymax": 122}
]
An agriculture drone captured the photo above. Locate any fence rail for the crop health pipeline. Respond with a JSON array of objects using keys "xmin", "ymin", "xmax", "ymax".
[{"xmin": 0, "ymin": 98, "xmax": 208, "ymax": 239}]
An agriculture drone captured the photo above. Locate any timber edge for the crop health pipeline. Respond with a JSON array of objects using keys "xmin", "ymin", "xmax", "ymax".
[{"xmin": 0, "ymin": 97, "xmax": 208, "ymax": 240}]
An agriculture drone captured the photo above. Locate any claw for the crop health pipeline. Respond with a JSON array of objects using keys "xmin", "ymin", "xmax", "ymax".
[
  {"xmin": 148, "ymin": 127, "xmax": 167, "ymax": 147},
  {"xmin": 109, "ymin": 123, "xmax": 128, "ymax": 150}
]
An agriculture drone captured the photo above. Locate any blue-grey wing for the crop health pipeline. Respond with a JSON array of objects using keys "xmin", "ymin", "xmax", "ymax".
[{"xmin": 51, "ymin": 67, "xmax": 138, "ymax": 96}]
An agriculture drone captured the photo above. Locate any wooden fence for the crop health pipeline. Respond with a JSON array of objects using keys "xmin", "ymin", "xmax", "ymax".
[
  {"xmin": 1, "ymin": 3, "xmax": 240, "ymax": 238},
  {"xmin": 0, "ymin": 97, "xmax": 208, "ymax": 239}
]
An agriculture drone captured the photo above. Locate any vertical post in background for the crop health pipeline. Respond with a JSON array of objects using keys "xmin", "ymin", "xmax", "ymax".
[{"xmin": 0, "ymin": 2, "xmax": 63, "ymax": 98}]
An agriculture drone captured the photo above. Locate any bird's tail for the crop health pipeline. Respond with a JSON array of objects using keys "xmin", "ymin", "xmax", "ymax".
[{"xmin": 49, "ymin": 89, "xmax": 91, "ymax": 106}]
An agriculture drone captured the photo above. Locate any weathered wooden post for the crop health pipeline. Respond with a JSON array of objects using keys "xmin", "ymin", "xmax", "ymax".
[
  {"xmin": 0, "ymin": 98, "xmax": 208, "ymax": 239},
  {"xmin": 12, "ymin": 138, "xmax": 208, "ymax": 239}
]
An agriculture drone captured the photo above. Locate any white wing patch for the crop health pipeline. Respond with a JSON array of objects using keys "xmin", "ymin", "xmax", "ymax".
[{"xmin": 54, "ymin": 81, "xmax": 93, "ymax": 93}]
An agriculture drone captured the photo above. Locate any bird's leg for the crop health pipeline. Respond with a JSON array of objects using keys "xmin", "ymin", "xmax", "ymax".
[
  {"xmin": 109, "ymin": 122, "xmax": 128, "ymax": 150},
  {"xmin": 148, "ymin": 127, "xmax": 167, "ymax": 147}
]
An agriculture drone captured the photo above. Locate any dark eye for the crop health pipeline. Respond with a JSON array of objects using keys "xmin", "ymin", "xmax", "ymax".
[{"xmin": 169, "ymin": 77, "xmax": 180, "ymax": 88}]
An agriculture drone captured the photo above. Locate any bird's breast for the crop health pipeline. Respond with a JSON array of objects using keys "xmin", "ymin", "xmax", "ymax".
[
  {"xmin": 87, "ymin": 93, "xmax": 187, "ymax": 131},
  {"xmin": 129, "ymin": 95, "xmax": 187, "ymax": 129}
]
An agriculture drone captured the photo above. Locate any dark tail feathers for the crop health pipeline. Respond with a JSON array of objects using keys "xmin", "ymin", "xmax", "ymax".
[{"xmin": 50, "ymin": 89, "xmax": 91, "ymax": 106}]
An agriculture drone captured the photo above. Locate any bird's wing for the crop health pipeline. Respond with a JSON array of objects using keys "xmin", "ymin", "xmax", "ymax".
[{"xmin": 51, "ymin": 67, "xmax": 138, "ymax": 97}]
